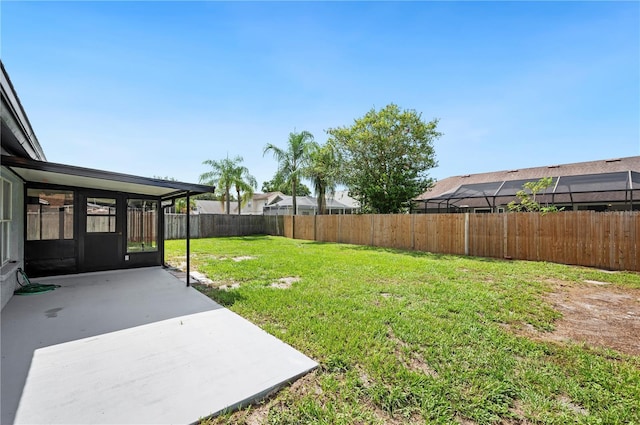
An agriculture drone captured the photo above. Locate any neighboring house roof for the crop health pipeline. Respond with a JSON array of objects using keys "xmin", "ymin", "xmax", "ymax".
[
  {"xmin": 195, "ymin": 192, "xmax": 284, "ymax": 215},
  {"xmin": 265, "ymin": 195, "xmax": 355, "ymax": 210},
  {"xmin": 253, "ymin": 191, "xmax": 284, "ymax": 201},
  {"xmin": 195, "ymin": 200, "xmax": 229, "ymax": 214},
  {"xmin": 333, "ymin": 190, "xmax": 360, "ymax": 209},
  {"xmin": 415, "ymin": 156, "xmax": 640, "ymax": 204},
  {"xmin": 1, "ymin": 61, "xmax": 46, "ymax": 161}
]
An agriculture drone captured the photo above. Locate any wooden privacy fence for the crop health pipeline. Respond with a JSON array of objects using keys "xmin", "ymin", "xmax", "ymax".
[
  {"xmin": 284, "ymin": 211, "xmax": 640, "ymax": 272},
  {"xmin": 127, "ymin": 211, "xmax": 157, "ymax": 245},
  {"xmin": 165, "ymin": 214, "xmax": 284, "ymax": 239}
]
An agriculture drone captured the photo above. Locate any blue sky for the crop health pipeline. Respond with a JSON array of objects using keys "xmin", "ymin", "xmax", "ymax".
[{"xmin": 2, "ymin": 1, "xmax": 639, "ymax": 189}]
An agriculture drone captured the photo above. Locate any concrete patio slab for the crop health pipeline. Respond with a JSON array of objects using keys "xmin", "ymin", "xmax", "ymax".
[{"xmin": 1, "ymin": 267, "xmax": 317, "ymax": 424}]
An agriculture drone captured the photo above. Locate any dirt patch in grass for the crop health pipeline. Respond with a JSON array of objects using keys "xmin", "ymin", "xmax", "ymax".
[
  {"xmin": 195, "ymin": 279, "xmax": 241, "ymax": 290},
  {"xmin": 270, "ymin": 277, "xmax": 300, "ymax": 289},
  {"xmin": 456, "ymin": 415, "xmax": 478, "ymax": 425},
  {"xmin": 503, "ymin": 399, "xmax": 534, "ymax": 425},
  {"xmin": 232, "ymin": 256, "xmax": 256, "ymax": 262},
  {"xmin": 539, "ymin": 281, "xmax": 640, "ymax": 356},
  {"xmin": 368, "ymin": 402, "xmax": 422, "ymax": 425},
  {"xmin": 244, "ymin": 402, "xmax": 271, "ymax": 425},
  {"xmin": 407, "ymin": 353, "xmax": 439, "ymax": 377},
  {"xmin": 386, "ymin": 326, "xmax": 439, "ymax": 377},
  {"xmin": 194, "ymin": 253, "xmax": 220, "ymax": 260},
  {"xmin": 557, "ymin": 395, "xmax": 588, "ymax": 416},
  {"xmin": 287, "ymin": 370, "xmax": 323, "ymax": 397}
]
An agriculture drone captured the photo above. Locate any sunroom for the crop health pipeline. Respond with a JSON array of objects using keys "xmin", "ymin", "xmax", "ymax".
[{"xmin": 1, "ymin": 154, "xmax": 212, "ymax": 277}]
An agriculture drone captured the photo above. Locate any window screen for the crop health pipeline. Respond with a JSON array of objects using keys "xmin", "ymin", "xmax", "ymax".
[
  {"xmin": 27, "ymin": 189, "xmax": 74, "ymax": 240},
  {"xmin": 87, "ymin": 198, "xmax": 116, "ymax": 233},
  {"xmin": 127, "ymin": 199, "xmax": 158, "ymax": 252}
]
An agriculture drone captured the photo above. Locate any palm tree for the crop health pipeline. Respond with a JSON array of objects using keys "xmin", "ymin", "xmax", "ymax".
[
  {"xmin": 231, "ymin": 164, "xmax": 257, "ymax": 215},
  {"xmin": 263, "ymin": 130, "xmax": 314, "ymax": 215},
  {"xmin": 174, "ymin": 197, "xmax": 195, "ymax": 214},
  {"xmin": 304, "ymin": 142, "xmax": 341, "ymax": 214},
  {"xmin": 199, "ymin": 155, "xmax": 243, "ymax": 214}
]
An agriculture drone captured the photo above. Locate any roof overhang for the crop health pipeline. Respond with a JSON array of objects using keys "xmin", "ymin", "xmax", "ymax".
[
  {"xmin": 1, "ymin": 62, "xmax": 46, "ymax": 161},
  {"xmin": 1, "ymin": 155, "xmax": 214, "ymax": 200}
]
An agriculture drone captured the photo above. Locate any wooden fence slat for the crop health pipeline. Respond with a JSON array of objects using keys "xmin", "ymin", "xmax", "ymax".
[
  {"xmin": 165, "ymin": 214, "xmax": 284, "ymax": 239},
  {"xmin": 164, "ymin": 211, "xmax": 639, "ymax": 272}
]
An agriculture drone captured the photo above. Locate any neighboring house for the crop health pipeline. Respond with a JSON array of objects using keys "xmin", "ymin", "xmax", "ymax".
[
  {"xmin": 0, "ymin": 61, "xmax": 212, "ymax": 309},
  {"xmin": 414, "ymin": 156, "xmax": 640, "ymax": 214},
  {"xmin": 250, "ymin": 192, "xmax": 284, "ymax": 214},
  {"xmin": 263, "ymin": 194, "xmax": 357, "ymax": 215},
  {"xmin": 194, "ymin": 192, "xmax": 284, "ymax": 215},
  {"xmin": 194, "ymin": 200, "xmax": 227, "ymax": 215},
  {"xmin": 333, "ymin": 190, "xmax": 361, "ymax": 213}
]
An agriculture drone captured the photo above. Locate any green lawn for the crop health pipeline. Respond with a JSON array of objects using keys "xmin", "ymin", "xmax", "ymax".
[{"xmin": 165, "ymin": 236, "xmax": 640, "ymax": 425}]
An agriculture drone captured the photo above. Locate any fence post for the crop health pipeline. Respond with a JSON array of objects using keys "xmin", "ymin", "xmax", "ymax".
[
  {"xmin": 503, "ymin": 213, "xmax": 508, "ymax": 258},
  {"xmin": 371, "ymin": 215, "xmax": 375, "ymax": 246},
  {"xmin": 464, "ymin": 212, "xmax": 470, "ymax": 256},
  {"xmin": 411, "ymin": 213, "xmax": 416, "ymax": 250}
]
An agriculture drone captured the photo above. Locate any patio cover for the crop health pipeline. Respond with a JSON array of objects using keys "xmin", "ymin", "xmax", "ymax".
[
  {"xmin": 1, "ymin": 155, "xmax": 213, "ymax": 201},
  {"xmin": 2, "ymin": 154, "xmax": 213, "ymax": 284}
]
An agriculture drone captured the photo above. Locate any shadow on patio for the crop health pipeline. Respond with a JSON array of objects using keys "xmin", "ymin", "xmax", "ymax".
[{"xmin": 1, "ymin": 267, "xmax": 317, "ymax": 424}]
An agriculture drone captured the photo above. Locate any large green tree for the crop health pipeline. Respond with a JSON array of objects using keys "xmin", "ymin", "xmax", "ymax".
[
  {"xmin": 327, "ymin": 104, "xmax": 441, "ymax": 213},
  {"xmin": 263, "ymin": 130, "xmax": 314, "ymax": 215},
  {"xmin": 303, "ymin": 142, "xmax": 342, "ymax": 214},
  {"xmin": 261, "ymin": 172, "xmax": 311, "ymax": 196},
  {"xmin": 199, "ymin": 155, "xmax": 245, "ymax": 215},
  {"xmin": 231, "ymin": 163, "xmax": 257, "ymax": 215}
]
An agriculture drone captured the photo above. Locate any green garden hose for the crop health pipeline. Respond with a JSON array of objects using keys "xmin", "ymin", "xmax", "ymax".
[{"xmin": 14, "ymin": 268, "xmax": 60, "ymax": 295}]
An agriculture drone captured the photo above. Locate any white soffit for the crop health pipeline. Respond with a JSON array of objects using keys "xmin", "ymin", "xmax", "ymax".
[{"xmin": 13, "ymin": 167, "xmax": 174, "ymax": 197}]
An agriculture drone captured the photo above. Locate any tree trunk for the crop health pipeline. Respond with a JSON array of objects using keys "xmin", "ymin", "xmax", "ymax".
[
  {"xmin": 317, "ymin": 186, "xmax": 326, "ymax": 215},
  {"xmin": 292, "ymin": 178, "xmax": 297, "ymax": 215},
  {"xmin": 237, "ymin": 188, "xmax": 241, "ymax": 215},
  {"xmin": 225, "ymin": 187, "xmax": 231, "ymax": 214}
]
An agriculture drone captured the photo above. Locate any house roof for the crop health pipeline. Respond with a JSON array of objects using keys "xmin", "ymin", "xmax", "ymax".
[
  {"xmin": 2, "ymin": 155, "xmax": 214, "ymax": 200},
  {"xmin": 253, "ymin": 191, "xmax": 284, "ymax": 201},
  {"xmin": 415, "ymin": 156, "xmax": 640, "ymax": 203},
  {"xmin": 333, "ymin": 190, "xmax": 360, "ymax": 209},
  {"xmin": 265, "ymin": 195, "xmax": 355, "ymax": 210},
  {"xmin": 195, "ymin": 192, "xmax": 286, "ymax": 214},
  {"xmin": 195, "ymin": 200, "xmax": 230, "ymax": 214},
  {"xmin": 1, "ymin": 61, "xmax": 46, "ymax": 161}
]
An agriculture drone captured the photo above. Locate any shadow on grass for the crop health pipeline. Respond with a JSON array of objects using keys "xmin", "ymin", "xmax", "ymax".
[
  {"xmin": 304, "ymin": 240, "xmax": 513, "ymax": 264},
  {"xmin": 194, "ymin": 284, "xmax": 244, "ymax": 307},
  {"xmin": 224, "ymin": 235, "xmax": 271, "ymax": 241},
  {"xmin": 334, "ymin": 243, "xmax": 458, "ymax": 260}
]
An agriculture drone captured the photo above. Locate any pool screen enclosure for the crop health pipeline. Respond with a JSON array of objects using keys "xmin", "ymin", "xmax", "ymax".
[{"xmin": 419, "ymin": 171, "xmax": 639, "ymax": 212}]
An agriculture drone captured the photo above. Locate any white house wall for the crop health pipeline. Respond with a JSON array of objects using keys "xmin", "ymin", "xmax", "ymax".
[{"xmin": 1, "ymin": 166, "xmax": 24, "ymax": 311}]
